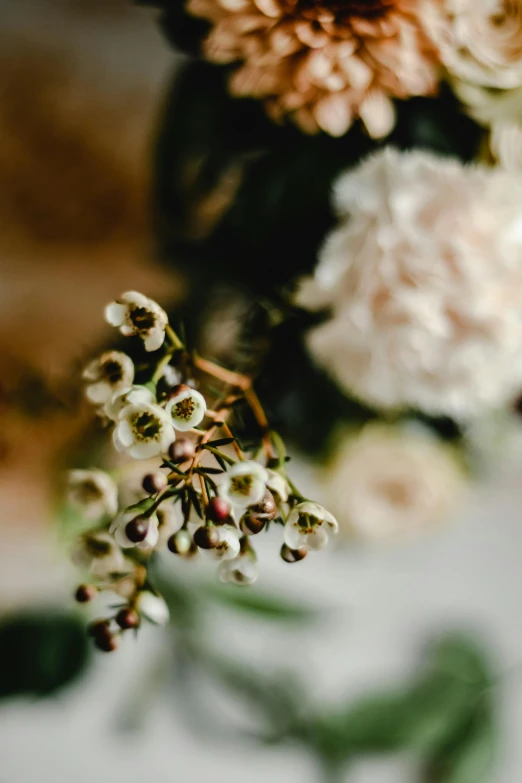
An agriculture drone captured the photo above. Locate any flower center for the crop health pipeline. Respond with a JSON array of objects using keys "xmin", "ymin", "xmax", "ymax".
[
  {"xmin": 297, "ymin": 512, "xmax": 319, "ymax": 532},
  {"xmin": 230, "ymin": 475, "xmax": 254, "ymax": 495},
  {"xmin": 174, "ymin": 397, "xmax": 196, "ymax": 420},
  {"xmin": 84, "ymin": 535, "xmax": 112, "ymax": 557},
  {"xmin": 76, "ymin": 480, "xmax": 103, "ymax": 503},
  {"xmin": 282, "ymin": 0, "xmax": 392, "ymax": 19},
  {"xmin": 102, "ymin": 359, "xmax": 124, "ymax": 384},
  {"xmin": 132, "ymin": 412, "xmax": 161, "ymax": 440},
  {"xmin": 130, "ymin": 307, "xmax": 156, "ymax": 333}
]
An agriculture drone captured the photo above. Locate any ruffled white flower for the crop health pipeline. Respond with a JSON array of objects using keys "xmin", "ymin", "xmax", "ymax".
[
  {"xmin": 207, "ymin": 524, "xmax": 241, "ymax": 560},
  {"xmin": 165, "ymin": 386, "xmax": 207, "ymax": 431},
  {"xmin": 137, "ymin": 591, "xmax": 170, "ymax": 625},
  {"xmin": 109, "ymin": 509, "xmax": 160, "ymax": 550},
  {"xmin": 83, "ymin": 350, "xmax": 134, "ymax": 405},
  {"xmin": 284, "ymin": 501, "xmax": 338, "ymax": 551},
  {"xmin": 490, "ymin": 120, "xmax": 522, "ymax": 169},
  {"xmin": 266, "ymin": 469, "xmax": 289, "ymax": 503},
  {"xmin": 218, "ymin": 460, "xmax": 268, "ymax": 508},
  {"xmin": 426, "ymin": 0, "xmax": 522, "ymax": 89},
  {"xmin": 104, "ymin": 384, "xmax": 156, "ymax": 421},
  {"xmin": 326, "ymin": 424, "xmax": 465, "ymax": 542},
  {"xmin": 105, "ymin": 291, "xmax": 168, "ymax": 352},
  {"xmin": 296, "ymin": 147, "xmax": 522, "ymax": 419},
  {"xmin": 218, "ymin": 554, "xmax": 258, "ymax": 586},
  {"xmin": 156, "ymin": 502, "xmax": 184, "ymax": 550},
  {"xmin": 113, "ymin": 402, "xmax": 175, "ymax": 459},
  {"xmin": 70, "ymin": 531, "xmax": 128, "ymax": 579},
  {"xmin": 67, "ymin": 469, "xmax": 118, "ymax": 520}
]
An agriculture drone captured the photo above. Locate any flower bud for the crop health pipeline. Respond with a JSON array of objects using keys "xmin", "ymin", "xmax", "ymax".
[
  {"xmin": 280, "ymin": 543, "xmax": 308, "ymax": 563},
  {"xmin": 88, "ymin": 619, "xmax": 111, "ymax": 638},
  {"xmin": 167, "ymin": 529, "xmax": 192, "ymax": 555},
  {"xmin": 206, "ymin": 497, "xmax": 230, "ymax": 524},
  {"xmin": 169, "ymin": 438, "xmax": 196, "ymax": 464},
  {"xmin": 94, "ymin": 631, "xmax": 119, "ymax": 652},
  {"xmin": 249, "ymin": 490, "xmax": 277, "ymax": 521},
  {"xmin": 240, "ymin": 513, "xmax": 266, "ymax": 536},
  {"xmin": 193, "ymin": 524, "xmax": 220, "ymax": 549},
  {"xmin": 75, "ymin": 584, "xmax": 97, "ymax": 603},
  {"xmin": 167, "ymin": 383, "xmax": 192, "ymax": 400},
  {"xmin": 116, "ymin": 608, "xmax": 140, "ymax": 630},
  {"xmin": 125, "ymin": 515, "xmax": 150, "ymax": 543},
  {"xmin": 142, "ymin": 472, "xmax": 168, "ymax": 495}
]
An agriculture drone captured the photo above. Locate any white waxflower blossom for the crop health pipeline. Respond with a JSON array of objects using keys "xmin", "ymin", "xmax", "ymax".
[
  {"xmin": 110, "ymin": 509, "xmax": 160, "ymax": 550},
  {"xmin": 165, "ymin": 386, "xmax": 207, "ymax": 431},
  {"xmin": 266, "ymin": 469, "xmax": 289, "ymax": 503},
  {"xmin": 137, "ymin": 591, "xmax": 170, "ymax": 625},
  {"xmin": 207, "ymin": 524, "xmax": 241, "ymax": 560},
  {"xmin": 70, "ymin": 531, "xmax": 128, "ymax": 579},
  {"xmin": 425, "ymin": 0, "xmax": 522, "ymax": 89},
  {"xmin": 67, "ymin": 469, "xmax": 118, "ymax": 520},
  {"xmin": 284, "ymin": 501, "xmax": 338, "ymax": 551},
  {"xmin": 105, "ymin": 291, "xmax": 168, "ymax": 352},
  {"xmin": 219, "ymin": 460, "xmax": 268, "ymax": 508},
  {"xmin": 156, "ymin": 502, "xmax": 184, "ymax": 550},
  {"xmin": 326, "ymin": 424, "xmax": 465, "ymax": 542},
  {"xmin": 113, "ymin": 402, "xmax": 175, "ymax": 459},
  {"xmin": 218, "ymin": 554, "xmax": 258, "ymax": 586},
  {"xmin": 104, "ymin": 384, "xmax": 156, "ymax": 421},
  {"xmin": 296, "ymin": 147, "xmax": 522, "ymax": 419},
  {"xmin": 83, "ymin": 350, "xmax": 134, "ymax": 405}
]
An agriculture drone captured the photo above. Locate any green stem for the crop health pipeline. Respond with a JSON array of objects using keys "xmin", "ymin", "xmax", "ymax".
[
  {"xmin": 166, "ymin": 324, "xmax": 184, "ymax": 351},
  {"xmin": 152, "ymin": 350, "xmax": 175, "ymax": 383}
]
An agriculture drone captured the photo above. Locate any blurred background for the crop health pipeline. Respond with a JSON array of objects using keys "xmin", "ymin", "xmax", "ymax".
[{"xmin": 2, "ymin": 1, "xmax": 522, "ymax": 781}]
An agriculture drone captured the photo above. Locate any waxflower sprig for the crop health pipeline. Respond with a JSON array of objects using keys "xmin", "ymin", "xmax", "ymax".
[{"xmin": 67, "ymin": 292, "xmax": 338, "ymax": 652}]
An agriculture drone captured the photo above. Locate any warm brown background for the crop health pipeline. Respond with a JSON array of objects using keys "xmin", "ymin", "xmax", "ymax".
[{"xmin": 0, "ymin": 0, "xmax": 181, "ymax": 529}]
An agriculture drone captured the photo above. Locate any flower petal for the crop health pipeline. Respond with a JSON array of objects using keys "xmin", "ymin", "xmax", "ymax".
[
  {"xmin": 143, "ymin": 329, "xmax": 165, "ymax": 352},
  {"xmin": 105, "ymin": 302, "xmax": 127, "ymax": 327}
]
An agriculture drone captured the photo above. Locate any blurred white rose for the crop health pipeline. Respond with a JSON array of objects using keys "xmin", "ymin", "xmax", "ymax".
[{"xmin": 326, "ymin": 424, "xmax": 465, "ymax": 542}]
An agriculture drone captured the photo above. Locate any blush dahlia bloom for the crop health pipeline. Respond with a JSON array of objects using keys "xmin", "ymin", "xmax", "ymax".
[
  {"xmin": 326, "ymin": 424, "xmax": 464, "ymax": 541},
  {"xmin": 188, "ymin": 0, "xmax": 442, "ymax": 138},
  {"xmin": 297, "ymin": 148, "xmax": 522, "ymax": 419}
]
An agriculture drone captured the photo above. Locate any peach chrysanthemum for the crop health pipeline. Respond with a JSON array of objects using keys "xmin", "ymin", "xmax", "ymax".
[{"xmin": 187, "ymin": 0, "xmax": 442, "ymax": 138}]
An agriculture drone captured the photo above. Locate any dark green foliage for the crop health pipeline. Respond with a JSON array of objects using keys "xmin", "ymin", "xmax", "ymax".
[{"xmin": 0, "ymin": 612, "xmax": 90, "ymax": 699}]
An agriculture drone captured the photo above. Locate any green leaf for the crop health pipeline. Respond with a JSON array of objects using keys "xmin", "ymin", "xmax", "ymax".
[
  {"xmin": 207, "ymin": 437, "xmax": 237, "ymax": 448},
  {"xmin": 207, "ymin": 585, "xmax": 317, "ymax": 622},
  {"xmin": 0, "ymin": 612, "xmax": 90, "ymax": 698},
  {"xmin": 425, "ymin": 707, "xmax": 496, "ymax": 783}
]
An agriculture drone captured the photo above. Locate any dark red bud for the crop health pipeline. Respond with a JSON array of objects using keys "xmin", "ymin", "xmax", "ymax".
[
  {"xmin": 116, "ymin": 608, "xmax": 140, "ymax": 630},
  {"xmin": 193, "ymin": 525, "xmax": 220, "ymax": 549},
  {"xmin": 168, "ymin": 438, "xmax": 196, "ymax": 464},
  {"xmin": 142, "ymin": 472, "xmax": 168, "ymax": 495},
  {"xmin": 240, "ymin": 513, "xmax": 266, "ymax": 536},
  {"xmin": 280, "ymin": 544, "xmax": 308, "ymax": 563},
  {"xmin": 94, "ymin": 632, "xmax": 119, "ymax": 652},
  {"xmin": 125, "ymin": 515, "xmax": 149, "ymax": 543},
  {"xmin": 75, "ymin": 584, "xmax": 97, "ymax": 603},
  {"xmin": 249, "ymin": 490, "xmax": 277, "ymax": 522},
  {"xmin": 206, "ymin": 497, "xmax": 230, "ymax": 524}
]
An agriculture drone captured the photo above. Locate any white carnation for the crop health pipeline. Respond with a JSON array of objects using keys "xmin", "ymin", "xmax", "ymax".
[
  {"xmin": 326, "ymin": 424, "xmax": 465, "ymax": 542},
  {"xmin": 297, "ymin": 148, "xmax": 522, "ymax": 419}
]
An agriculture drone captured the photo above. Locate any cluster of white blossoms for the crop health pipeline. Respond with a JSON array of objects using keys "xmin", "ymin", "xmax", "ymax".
[
  {"xmin": 326, "ymin": 424, "xmax": 465, "ymax": 542},
  {"xmin": 67, "ymin": 292, "xmax": 337, "ymax": 651},
  {"xmin": 296, "ymin": 147, "xmax": 522, "ymax": 420}
]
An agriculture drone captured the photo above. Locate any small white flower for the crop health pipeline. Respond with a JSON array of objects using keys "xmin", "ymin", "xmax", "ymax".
[
  {"xmin": 165, "ymin": 385, "xmax": 207, "ymax": 431},
  {"xmin": 207, "ymin": 524, "xmax": 241, "ymax": 560},
  {"xmin": 219, "ymin": 461, "xmax": 268, "ymax": 508},
  {"xmin": 70, "ymin": 531, "xmax": 127, "ymax": 579},
  {"xmin": 137, "ymin": 591, "xmax": 170, "ymax": 625},
  {"xmin": 284, "ymin": 501, "xmax": 338, "ymax": 552},
  {"xmin": 83, "ymin": 350, "xmax": 134, "ymax": 405},
  {"xmin": 156, "ymin": 502, "xmax": 184, "ymax": 550},
  {"xmin": 110, "ymin": 509, "xmax": 160, "ymax": 550},
  {"xmin": 105, "ymin": 291, "xmax": 168, "ymax": 352},
  {"xmin": 266, "ymin": 469, "xmax": 289, "ymax": 503},
  {"xmin": 113, "ymin": 402, "xmax": 175, "ymax": 459},
  {"xmin": 219, "ymin": 554, "xmax": 258, "ymax": 586},
  {"xmin": 67, "ymin": 469, "xmax": 118, "ymax": 520},
  {"xmin": 104, "ymin": 384, "xmax": 156, "ymax": 421}
]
